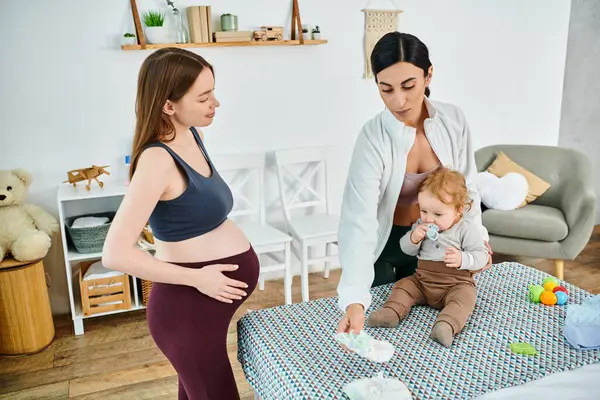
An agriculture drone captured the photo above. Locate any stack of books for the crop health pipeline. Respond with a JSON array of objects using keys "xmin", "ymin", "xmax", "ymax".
[
  {"xmin": 213, "ymin": 31, "xmax": 252, "ymax": 43},
  {"xmin": 187, "ymin": 5, "xmax": 213, "ymax": 43}
]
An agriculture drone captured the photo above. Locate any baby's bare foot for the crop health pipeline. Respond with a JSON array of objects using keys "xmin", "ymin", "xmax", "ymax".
[
  {"xmin": 430, "ymin": 321, "xmax": 454, "ymax": 347},
  {"xmin": 366, "ymin": 307, "xmax": 400, "ymax": 328}
]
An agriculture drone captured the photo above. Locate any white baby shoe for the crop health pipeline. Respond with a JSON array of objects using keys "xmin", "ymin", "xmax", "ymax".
[
  {"xmin": 343, "ymin": 371, "xmax": 412, "ymax": 400},
  {"xmin": 335, "ymin": 331, "xmax": 395, "ymax": 363}
]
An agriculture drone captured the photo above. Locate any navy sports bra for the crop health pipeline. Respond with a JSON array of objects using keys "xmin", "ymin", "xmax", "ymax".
[{"xmin": 144, "ymin": 127, "xmax": 233, "ymax": 242}]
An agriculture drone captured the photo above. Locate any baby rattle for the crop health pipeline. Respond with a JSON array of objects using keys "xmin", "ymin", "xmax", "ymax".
[{"xmin": 426, "ymin": 224, "xmax": 440, "ymax": 241}]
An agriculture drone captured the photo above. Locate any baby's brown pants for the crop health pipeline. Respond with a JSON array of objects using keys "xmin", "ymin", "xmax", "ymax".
[{"xmin": 383, "ymin": 260, "xmax": 477, "ymax": 334}]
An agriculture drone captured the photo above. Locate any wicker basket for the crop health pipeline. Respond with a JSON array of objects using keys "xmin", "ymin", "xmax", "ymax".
[
  {"xmin": 65, "ymin": 212, "xmax": 115, "ymax": 254},
  {"xmin": 140, "ymin": 279, "xmax": 153, "ymax": 306}
]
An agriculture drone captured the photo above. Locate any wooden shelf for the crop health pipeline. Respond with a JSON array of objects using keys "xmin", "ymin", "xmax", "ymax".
[
  {"xmin": 57, "ymin": 182, "xmax": 127, "ymax": 201},
  {"xmin": 73, "ymin": 279, "xmax": 146, "ymax": 321},
  {"xmin": 121, "ymin": 39, "xmax": 327, "ymax": 50},
  {"xmin": 67, "ymin": 248, "xmax": 103, "ymax": 262}
]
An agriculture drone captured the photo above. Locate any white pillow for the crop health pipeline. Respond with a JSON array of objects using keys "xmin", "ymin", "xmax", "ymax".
[{"xmin": 474, "ymin": 171, "xmax": 529, "ymax": 211}]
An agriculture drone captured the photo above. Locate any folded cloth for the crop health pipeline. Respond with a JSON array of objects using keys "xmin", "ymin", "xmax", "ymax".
[
  {"xmin": 335, "ymin": 331, "xmax": 394, "ymax": 363},
  {"xmin": 72, "ymin": 216, "xmax": 109, "ymax": 228},
  {"xmin": 83, "ymin": 260, "xmax": 124, "ymax": 281},
  {"xmin": 343, "ymin": 372, "xmax": 412, "ymax": 400},
  {"xmin": 563, "ymin": 295, "xmax": 600, "ymax": 350}
]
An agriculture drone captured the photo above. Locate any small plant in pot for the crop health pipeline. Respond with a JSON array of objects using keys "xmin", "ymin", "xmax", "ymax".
[
  {"xmin": 143, "ymin": 10, "xmax": 169, "ymax": 44},
  {"xmin": 302, "ymin": 28, "xmax": 310, "ymax": 41},
  {"xmin": 312, "ymin": 26, "xmax": 321, "ymax": 40},
  {"xmin": 123, "ymin": 32, "xmax": 137, "ymax": 45}
]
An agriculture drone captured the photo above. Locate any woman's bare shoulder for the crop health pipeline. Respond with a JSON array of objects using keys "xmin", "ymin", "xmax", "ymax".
[{"xmin": 137, "ymin": 145, "xmax": 176, "ymax": 172}]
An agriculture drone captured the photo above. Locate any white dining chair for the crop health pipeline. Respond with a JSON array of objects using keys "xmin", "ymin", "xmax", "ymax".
[
  {"xmin": 272, "ymin": 146, "xmax": 339, "ymax": 302},
  {"xmin": 211, "ymin": 151, "xmax": 293, "ymax": 305}
]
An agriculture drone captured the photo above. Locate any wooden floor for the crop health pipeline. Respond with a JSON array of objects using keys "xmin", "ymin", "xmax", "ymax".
[{"xmin": 1, "ymin": 226, "xmax": 599, "ymax": 399}]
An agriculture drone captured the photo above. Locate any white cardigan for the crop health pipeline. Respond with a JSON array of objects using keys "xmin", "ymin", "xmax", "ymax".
[{"xmin": 336, "ymin": 97, "xmax": 489, "ymax": 312}]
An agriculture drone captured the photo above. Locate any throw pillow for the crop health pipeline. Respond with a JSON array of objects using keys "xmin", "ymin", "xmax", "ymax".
[
  {"xmin": 486, "ymin": 151, "xmax": 551, "ymax": 207},
  {"xmin": 474, "ymin": 171, "xmax": 529, "ymax": 210}
]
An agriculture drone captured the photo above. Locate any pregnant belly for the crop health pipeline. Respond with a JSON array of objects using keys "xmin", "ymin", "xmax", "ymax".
[{"xmin": 153, "ymin": 219, "xmax": 251, "ymax": 263}]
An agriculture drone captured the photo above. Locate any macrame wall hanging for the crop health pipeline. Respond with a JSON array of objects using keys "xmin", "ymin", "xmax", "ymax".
[{"xmin": 362, "ymin": 0, "xmax": 403, "ymax": 79}]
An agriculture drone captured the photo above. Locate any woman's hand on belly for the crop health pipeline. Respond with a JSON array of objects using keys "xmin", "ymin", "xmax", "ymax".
[{"xmin": 192, "ymin": 263, "xmax": 249, "ymax": 303}]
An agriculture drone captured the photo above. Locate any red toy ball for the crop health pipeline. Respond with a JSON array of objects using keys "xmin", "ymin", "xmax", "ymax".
[{"xmin": 553, "ymin": 286, "xmax": 568, "ymax": 294}]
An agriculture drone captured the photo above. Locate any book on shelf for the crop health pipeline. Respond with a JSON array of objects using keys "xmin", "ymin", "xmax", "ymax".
[
  {"xmin": 187, "ymin": 5, "xmax": 213, "ymax": 43},
  {"xmin": 213, "ymin": 31, "xmax": 252, "ymax": 43}
]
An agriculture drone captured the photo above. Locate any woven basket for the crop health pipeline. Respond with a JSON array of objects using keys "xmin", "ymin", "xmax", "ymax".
[
  {"xmin": 140, "ymin": 279, "xmax": 153, "ymax": 306},
  {"xmin": 65, "ymin": 212, "xmax": 115, "ymax": 254}
]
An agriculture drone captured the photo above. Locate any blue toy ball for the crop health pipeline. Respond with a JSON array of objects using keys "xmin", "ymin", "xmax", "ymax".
[
  {"xmin": 555, "ymin": 291, "xmax": 568, "ymax": 306},
  {"xmin": 426, "ymin": 224, "xmax": 440, "ymax": 241}
]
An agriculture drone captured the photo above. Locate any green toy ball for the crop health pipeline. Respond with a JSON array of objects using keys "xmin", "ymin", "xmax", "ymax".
[
  {"xmin": 528, "ymin": 284, "xmax": 545, "ymax": 303},
  {"xmin": 542, "ymin": 276, "xmax": 559, "ymax": 286}
]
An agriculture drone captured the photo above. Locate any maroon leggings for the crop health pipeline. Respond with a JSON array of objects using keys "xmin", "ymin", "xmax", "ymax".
[{"xmin": 146, "ymin": 247, "xmax": 260, "ymax": 400}]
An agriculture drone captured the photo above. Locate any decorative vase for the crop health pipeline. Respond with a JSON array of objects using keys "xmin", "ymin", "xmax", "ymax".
[
  {"xmin": 145, "ymin": 26, "xmax": 170, "ymax": 44},
  {"xmin": 221, "ymin": 14, "xmax": 238, "ymax": 31},
  {"xmin": 171, "ymin": 9, "xmax": 189, "ymax": 43},
  {"xmin": 312, "ymin": 32, "xmax": 321, "ymax": 40},
  {"xmin": 302, "ymin": 32, "xmax": 311, "ymax": 40}
]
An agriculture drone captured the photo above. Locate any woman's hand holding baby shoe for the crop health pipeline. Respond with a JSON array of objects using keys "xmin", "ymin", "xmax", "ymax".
[{"xmin": 337, "ymin": 303, "xmax": 365, "ymax": 335}]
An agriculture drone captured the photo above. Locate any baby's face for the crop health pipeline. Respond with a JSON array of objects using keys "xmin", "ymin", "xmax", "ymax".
[{"xmin": 418, "ymin": 189, "xmax": 460, "ymax": 231}]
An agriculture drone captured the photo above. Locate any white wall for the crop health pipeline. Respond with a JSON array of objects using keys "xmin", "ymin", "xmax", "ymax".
[
  {"xmin": 0, "ymin": 0, "xmax": 572, "ymax": 315},
  {"xmin": 558, "ymin": 0, "xmax": 600, "ymax": 223}
]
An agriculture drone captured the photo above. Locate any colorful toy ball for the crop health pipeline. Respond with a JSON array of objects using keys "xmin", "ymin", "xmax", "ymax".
[
  {"xmin": 553, "ymin": 285, "xmax": 568, "ymax": 294},
  {"xmin": 528, "ymin": 285, "xmax": 545, "ymax": 303},
  {"xmin": 543, "ymin": 281, "xmax": 558, "ymax": 292},
  {"xmin": 543, "ymin": 276, "xmax": 559, "ymax": 286},
  {"xmin": 555, "ymin": 291, "xmax": 568, "ymax": 306},
  {"xmin": 540, "ymin": 291, "xmax": 558, "ymax": 305}
]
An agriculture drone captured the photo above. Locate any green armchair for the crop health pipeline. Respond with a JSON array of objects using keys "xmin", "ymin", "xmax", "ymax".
[{"xmin": 475, "ymin": 144, "xmax": 597, "ymax": 280}]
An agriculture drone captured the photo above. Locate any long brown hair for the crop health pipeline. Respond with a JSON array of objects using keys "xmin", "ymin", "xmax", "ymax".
[{"xmin": 129, "ymin": 47, "xmax": 214, "ymax": 180}]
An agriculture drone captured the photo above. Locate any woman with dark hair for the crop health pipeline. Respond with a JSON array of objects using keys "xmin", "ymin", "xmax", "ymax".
[
  {"xmin": 102, "ymin": 47, "xmax": 258, "ymax": 399},
  {"xmin": 336, "ymin": 32, "xmax": 492, "ymax": 335}
]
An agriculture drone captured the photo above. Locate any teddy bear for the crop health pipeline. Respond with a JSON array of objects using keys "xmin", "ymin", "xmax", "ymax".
[{"xmin": 0, "ymin": 169, "xmax": 59, "ymax": 263}]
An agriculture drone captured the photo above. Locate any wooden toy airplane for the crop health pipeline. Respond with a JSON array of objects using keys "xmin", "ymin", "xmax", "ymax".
[{"xmin": 63, "ymin": 165, "xmax": 110, "ymax": 191}]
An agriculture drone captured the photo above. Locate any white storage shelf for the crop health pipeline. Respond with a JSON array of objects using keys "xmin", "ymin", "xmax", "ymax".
[{"xmin": 57, "ymin": 182, "xmax": 147, "ymax": 335}]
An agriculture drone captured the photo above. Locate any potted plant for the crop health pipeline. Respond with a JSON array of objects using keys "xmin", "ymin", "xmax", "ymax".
[
  {"xmin": 302, "ymin": 28, "xmax": 310, "ymax": 41},
  {"xmin": 123, "ymin": 32, "xmax": 137, "ymax": 45},
  {"xmin": 143, "ymin": 10, "xmax": 169, "ymax": 44},
  {"xmin": 312, "ymin": 26, "xmax": 321, "ymax": 40}
]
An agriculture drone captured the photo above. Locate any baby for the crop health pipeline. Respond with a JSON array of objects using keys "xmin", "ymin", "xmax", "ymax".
[{"xmin": 367, "ymin": 166, "xmax": 489, "ymax": 347}]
